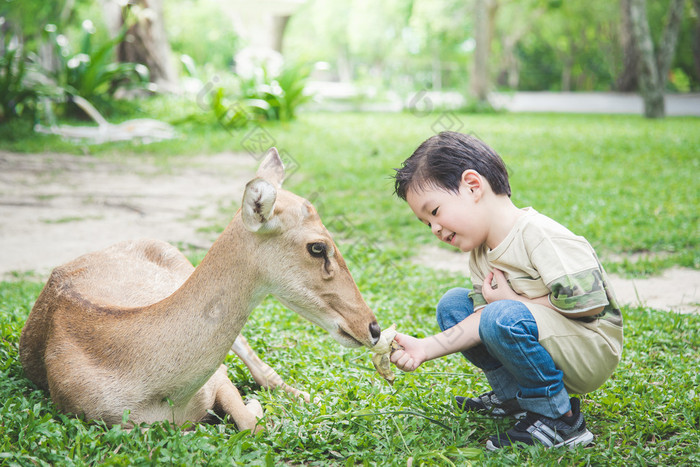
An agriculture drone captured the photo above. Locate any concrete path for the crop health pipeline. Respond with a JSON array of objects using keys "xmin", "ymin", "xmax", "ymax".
[
  {"xmin": 307, "ymin": 81, "xmax": 700, "ymax": 116},
  {"xmin": 0, "ymin": 151, "xmax": 255, "ymax": 277},
  {"xmin": 490, "ymin": 92, "xmax": 700, "ymax": 116}
]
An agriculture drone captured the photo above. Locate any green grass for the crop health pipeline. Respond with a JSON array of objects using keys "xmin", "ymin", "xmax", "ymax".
[
  {"xmin": 2, "ymin": 271, "xmax": 700, "ymax": 465},
  {"xmin": 4, "ymin": 100, "xmax": 697, "ymax": 273},
  {"xmin": 1, "ymin": 100, "xmax": 699, "ymax": 464}
]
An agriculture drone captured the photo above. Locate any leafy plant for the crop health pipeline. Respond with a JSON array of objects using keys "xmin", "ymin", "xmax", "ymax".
[
  {"xmin": 212, "ymin": 61, "xmax": 313, "ymax": 129},
  {"xmin": 44, "ymin": 20, "xmax": 149, "ymax": 110},
  {"xmin": 258, "ymin": 61, "xmax": 313, "ymax": 121},
  {"xmin": 210, "ymin": 85, "xmax": 269, "ymax": 129},
  {"xmin": 0, "ymin": 36, "xmax": 40, "ymax": 122}
]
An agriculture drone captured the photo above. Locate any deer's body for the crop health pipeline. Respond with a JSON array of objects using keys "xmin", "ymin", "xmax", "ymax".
[{"xmin": 20, "ymin": 150, "xmax": 380, "ymax": 431}]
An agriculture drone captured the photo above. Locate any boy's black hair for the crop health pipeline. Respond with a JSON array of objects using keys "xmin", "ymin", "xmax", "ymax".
[{"xmin": 393, "ymin": 131, "xmax": 511, "ymax": 200}]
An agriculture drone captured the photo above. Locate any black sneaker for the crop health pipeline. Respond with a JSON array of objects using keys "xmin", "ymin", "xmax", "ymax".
[
  {"xmin": 486, "ymin": 397, "xmax": 594, "ymax": 450},
  {"xmin": 455, "ymin": 391, "xmax": 526, "ymax": 419}
]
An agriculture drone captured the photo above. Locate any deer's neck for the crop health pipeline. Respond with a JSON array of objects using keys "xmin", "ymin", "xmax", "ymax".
[
  {"xmin": 141, "ymin": 217, "xmax": 266, "ymax": 397},
  {"xmin": 173, "ymin": 218, "xmax": 263, "ymax": 334}
]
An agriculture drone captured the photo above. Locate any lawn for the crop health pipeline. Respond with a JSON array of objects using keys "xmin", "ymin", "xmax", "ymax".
[{"xmin": 1, "ymin": 104, "xmax": 699, "ymax": 465}]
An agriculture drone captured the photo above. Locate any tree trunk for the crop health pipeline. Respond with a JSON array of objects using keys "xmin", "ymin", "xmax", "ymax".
[
  {"xmin": 271, "ymin": 15, "xmax": 291, "ymax": 53},
  {"xmin": 656, "ymin": 0, "xmax": 685, "ymax": 83},
  {"xmin": 629, "ymin": 0, "xmax": 685, "ymax": 118},
  {"xmin": 693, "ymin": 1, "xmax": 700, "ymax": 83},
  {"xmin": 498, "ymin": 7, "xmax": 544, "ymax": 91},
  {"xmin": 100, "ymin": 0, "xmax": 177, "ymax": 91},
  {"xmin": 503, "ymin": 38, "xmax": 519, "ymax": 89},
  {"xmin": 337, "ymin": 44, "xmax": 353, "ymax": 82},
  {"xmin": 561, "ymin": 57, "xmax": 573, "ymax": 92},
  {"xmin": 100, "ymin": 0, "xmax": 122, "ymax": 37},
  {"xmin": 470, "ymin": 0, "xmax": 499, "ymax": 102},
  {"xmin": 617, "ymin": 0, "xmax": 639, "ymax": 91},
  {"xmin": 432, "ymin": 41, "xmax": 442, "ymax": 91}
]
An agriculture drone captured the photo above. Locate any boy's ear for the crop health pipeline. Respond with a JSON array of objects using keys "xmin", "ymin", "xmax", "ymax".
[{"xmin": 461, "ymin": 170, "xmax": 482, "ymax": 195}]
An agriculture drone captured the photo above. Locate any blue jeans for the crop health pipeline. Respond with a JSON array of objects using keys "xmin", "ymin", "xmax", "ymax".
[{"xmin": 436, "ymin": 287, "xmax": 571, "ymax": 419}]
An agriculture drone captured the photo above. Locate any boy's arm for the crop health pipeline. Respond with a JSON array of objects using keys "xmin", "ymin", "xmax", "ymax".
[
  {"xmin": 390, "ymin": 311, "xmax": 483, "ymax": 372},
  {"xmin": 483, "ymin": 269, "xmax": 604, "ymax": 318},
  {"xmin": 390, "ymin": 271, "xmax": 605, "ymax": 373}
]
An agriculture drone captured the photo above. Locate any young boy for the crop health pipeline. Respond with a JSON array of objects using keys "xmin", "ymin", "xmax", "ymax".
[{"xmin": 390, "ymin": 131, "xmax": 623, "ymax": 450}]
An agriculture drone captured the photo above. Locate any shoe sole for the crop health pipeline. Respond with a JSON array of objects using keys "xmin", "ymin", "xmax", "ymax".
[
  {"xmin": 458, "ymin": 410, "xmax": 527, "ymax": 420},
  {"xmin": 485, "ymin": 429, "xmax": 595, "ymax": 451}
]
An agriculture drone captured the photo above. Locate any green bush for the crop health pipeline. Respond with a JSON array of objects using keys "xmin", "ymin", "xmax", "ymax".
[
  {"xmin": 260, "ymin": 61, "xmax": 313, "ymax": 122},
  {"xmin": 0, "ymin": 36, "xmax": 41, "ymax": 122},
  {"xmin": 44, "ymin": 20, "xmax": 149, "ymax": 112},
  {"xmin": 210, "ymin": 85, "xmax": 269, "ymax": 129},
  {"xmin": 211, "ymin": 61, "xmax": 313, "ymax": 129}
]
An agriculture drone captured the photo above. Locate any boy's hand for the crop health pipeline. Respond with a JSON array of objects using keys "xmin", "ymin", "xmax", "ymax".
[
  {"xmin": 482, "ymin": 269, "xmax": 521, "ymax": 303},
  {"xmin": 390, "ymin": 332, "xmax": 428, "ymax": 372}
]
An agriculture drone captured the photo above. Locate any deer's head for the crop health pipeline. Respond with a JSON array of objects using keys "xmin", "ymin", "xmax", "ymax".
[{"xmin": 240, "ymin": 148, "xmax": 381, "ymax": 348}]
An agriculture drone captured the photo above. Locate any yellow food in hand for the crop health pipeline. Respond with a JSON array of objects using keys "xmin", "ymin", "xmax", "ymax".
[{"xmin": 371, "ymin": 323, "xmax": 402, "ymax": 385}]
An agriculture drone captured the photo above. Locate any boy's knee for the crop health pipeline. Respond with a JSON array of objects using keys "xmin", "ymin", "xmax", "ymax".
[
  {"xmin": 436, "ymin": 287, "xmax": 472, "ymax": 331},
  {"xmin": 479, "ymin": 300, "xmax": 535, "ymax": 341}
]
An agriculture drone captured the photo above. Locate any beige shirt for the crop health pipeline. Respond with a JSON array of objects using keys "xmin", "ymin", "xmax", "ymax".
[{"xmin": 468, "ymin": 208, "xmax": 622, "ymax": 326}]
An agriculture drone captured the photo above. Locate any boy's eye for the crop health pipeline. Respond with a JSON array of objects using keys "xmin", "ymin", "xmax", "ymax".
[
  {"xmin": 431, "ymin": 207, "xmax": 439, "ymax": 216},
  {"xmin": 427, "ymin": 222, "xmax": 432, "ymax": 228}
]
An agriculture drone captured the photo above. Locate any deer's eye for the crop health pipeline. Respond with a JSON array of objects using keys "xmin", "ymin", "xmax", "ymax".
[{"xmin": 307, "ymin": 242, "xmax": 327, "ymax": 258}]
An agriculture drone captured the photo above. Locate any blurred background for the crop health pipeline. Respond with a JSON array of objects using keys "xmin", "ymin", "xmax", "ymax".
[{"xmin": 1, "ymin": 0, "xmax": 698, "ymax": 126}]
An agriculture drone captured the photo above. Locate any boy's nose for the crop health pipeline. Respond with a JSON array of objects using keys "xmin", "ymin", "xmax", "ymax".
[{"xmin": 431, "ymin": 222, "xmax": 442, "ymax": 236}]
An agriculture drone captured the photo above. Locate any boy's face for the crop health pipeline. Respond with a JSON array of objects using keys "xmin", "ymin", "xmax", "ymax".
[{"xmin": 405, "ymin": 176, "xmax": 489, "ymax": 253}]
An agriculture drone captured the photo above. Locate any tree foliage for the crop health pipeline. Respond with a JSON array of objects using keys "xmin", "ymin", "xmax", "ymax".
[{"xmin": 285, "ymin": 0, "xmax": 699, "ymax": 93}]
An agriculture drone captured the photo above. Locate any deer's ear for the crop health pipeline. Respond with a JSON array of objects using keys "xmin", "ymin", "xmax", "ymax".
[
  {"xmin": 256, "ymin": 147, "xmax": 285, "ymax": 188},
  {"xmin": 242, "ymin": 178, "xmax": 279, "ymax": 232}
]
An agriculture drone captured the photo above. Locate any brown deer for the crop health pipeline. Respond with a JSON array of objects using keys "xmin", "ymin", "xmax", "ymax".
[{"xmin": 19, "ymin": 148, "xmax": 381, "ymax": 433}]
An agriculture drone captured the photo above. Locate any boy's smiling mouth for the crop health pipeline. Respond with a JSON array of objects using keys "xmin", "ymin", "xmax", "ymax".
[{"xmin": 444, "ymin": 232, "xmax": 456, "ymax": 244}]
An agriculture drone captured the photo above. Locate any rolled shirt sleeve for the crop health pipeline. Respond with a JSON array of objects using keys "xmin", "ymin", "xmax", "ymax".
[
  {"xmin": 468, "ymin": 248, "xmax": 489, "ymax": 310},
  {"xmin": 530, "ymin": 236, "xmax": 610, "ymax": 315},
  {"xmin": 468, "ymin": 285, "xmax": 488, "ymax": 310},
  {"xmin": 547, "ymin": 268, "xmax": 610, "ymax": 313}
]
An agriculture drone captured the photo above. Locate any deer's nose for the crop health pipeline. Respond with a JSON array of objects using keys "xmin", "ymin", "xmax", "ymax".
[{"xmin": 369, "ymin": 322, "xmax": 382, "ymax": 345}]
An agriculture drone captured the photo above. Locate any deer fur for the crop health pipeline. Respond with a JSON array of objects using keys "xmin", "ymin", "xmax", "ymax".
[{"xmin": 19, "ymin": 148, "xmax": 380, "ymax": 433}]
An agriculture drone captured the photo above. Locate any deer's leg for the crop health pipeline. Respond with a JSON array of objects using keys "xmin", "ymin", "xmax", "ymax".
[
  {"xmin": 211, "ymin": 365, "xmax": 263, "ymax": 433},
  {"xmin": 231, "ymin": 334, "xmax": 311, "ymax": 403}
]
